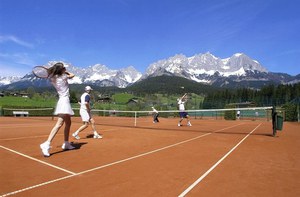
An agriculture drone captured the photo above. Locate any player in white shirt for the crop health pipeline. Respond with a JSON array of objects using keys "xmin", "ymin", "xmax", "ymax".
[
  {"xmin": 72, "ymin": 86, "xmax": 102, "ymax": 139},
  {"xmin": 151, "ymin": 107, "xmax": 159, "ymax": 123},
  {"xmin": 177, "ymin": 93, "xmax": 192, "ymax": 127}
]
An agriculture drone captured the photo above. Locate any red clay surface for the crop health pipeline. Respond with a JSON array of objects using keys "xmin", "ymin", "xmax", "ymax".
[{"xmin": 0, "ymin": 116, "xmax": 299, "ymax": 197}]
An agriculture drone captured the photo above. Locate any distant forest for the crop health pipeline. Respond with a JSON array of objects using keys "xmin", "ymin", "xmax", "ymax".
[{"xmin": 202, "ymin": 83, "xmax": 300, "ymax": 109}]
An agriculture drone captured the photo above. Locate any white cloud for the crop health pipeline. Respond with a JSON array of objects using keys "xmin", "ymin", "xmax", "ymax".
[
  {"xmin": 0, "ymin": 64, "xmax": 29, "ymax": 77},
  {"xmin": 0, "ymin": 52, "xmax": 36, "ymax": 77},
  {"xmin": 0, "ymin": 52, "xmax": 35, "ymax": 66},
  {"xmin": 0, "ymin": 34, "xmax": 34, "ymax": 48}
]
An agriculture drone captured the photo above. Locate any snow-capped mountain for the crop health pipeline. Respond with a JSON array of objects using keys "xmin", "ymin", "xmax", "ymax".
[
  {"xmin": 142, "ymin": 52, "xmax": 300, "ymax": 88},
  {"xmin": 143, "ymin": 52, "xmax": 269, "ymax": 83},
  {"xmin": 0, "ymin": 76, "xmax": 22, "ymax": 86},
  {"xmin": 0, "ymin": 52, "xmax": 299, "ymax": 90},
  {"xmin": 2, "ymin": 62, "xmax": 142, "ymax": 89}
]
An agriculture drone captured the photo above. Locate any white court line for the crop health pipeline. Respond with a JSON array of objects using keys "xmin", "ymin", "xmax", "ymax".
[
  {"xmin": 0, "ymin": 135, "xmax": 50, "ymax": 141},
  {"xmin": 0, "ymin": 174, "xmax": 77, "ymax": 197},
  {"xmin": 77, "ymin": 133, "xmax": 213, "ymax": 175},
  {"xmin": 0, "ymin": 145, "xmax": 76, "ymax": 175},
  {"xmin": 0, "ymin": 123, "xmax": 52, "ymax": 128},
  {"xmin": 0, "ymin": 128, "xmax": 120, "ymax": 141},
  {"xmin": 178, "ymin": 123, "xmax": 262, "ymax": 197},
  {"xmin": 1, "ymin": 123, "xmax": 244, "ymax": 197}
]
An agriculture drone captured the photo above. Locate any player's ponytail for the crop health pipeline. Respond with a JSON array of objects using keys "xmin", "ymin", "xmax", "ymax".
[{"xmin": 49, "ymin": 62, "xmax": 65, "ymax": 76}]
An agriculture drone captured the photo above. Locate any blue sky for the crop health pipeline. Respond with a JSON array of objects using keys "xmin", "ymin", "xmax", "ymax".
[{"xmin": 0, "ymin": 0, "xmax": 299, "ymax": 77}]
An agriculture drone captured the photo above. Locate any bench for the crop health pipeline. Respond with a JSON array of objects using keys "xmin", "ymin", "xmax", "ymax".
[{"xmin": 13, "ymin": 111, "xmax": 29, "ymax": 117}]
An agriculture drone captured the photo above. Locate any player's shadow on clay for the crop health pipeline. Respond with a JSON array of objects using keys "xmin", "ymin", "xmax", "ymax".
[
  {"xmin": 51, "ymin": 142, "xmax": 87, "ymax": 156},
  {"xmin": 86, "ymin": 134, "xmax": 98, "ymax": 138}
]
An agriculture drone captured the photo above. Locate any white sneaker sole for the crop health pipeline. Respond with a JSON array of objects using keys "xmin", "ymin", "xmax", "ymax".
[
  {"xmin": 40, "ymin": 144, "xmax": 50, "ymax": 157},
  {"xmin": 72, "ymin": 133, "xmax": 80, "ymax": 140},
  {"xmin": 62, "ymin": 143, "xmax": 75, "ymax": 150},
  {"xmin": 94, "ymin": 135, "xmax": 103, "ymax": 139}
]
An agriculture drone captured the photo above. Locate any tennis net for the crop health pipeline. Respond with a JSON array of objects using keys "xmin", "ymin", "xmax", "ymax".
[
  {"xmin": 2, "ymin": 106, "xmax": 273, "ymax": 121},
  {"xmin": 88, "ymin": 106, "xmax": 274, "ymax": 127}
]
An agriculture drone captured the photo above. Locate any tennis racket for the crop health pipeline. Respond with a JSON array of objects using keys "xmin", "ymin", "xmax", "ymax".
[
  {"xmin": 181, "ymin": 93, "xmax": 187, "ymax": 99},
  {"xmin": 32, "ymin": 66, "xmax": 50, "ymax": 78}
]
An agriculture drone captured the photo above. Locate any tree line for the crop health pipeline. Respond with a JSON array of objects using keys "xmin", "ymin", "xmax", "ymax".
[
  {"xmin": 203, "ymin": 83, "xmax": 300, "ymax": 108},
  {"xmin": 202, "ymin": 83, "xmax": 300, "ymax": 121}
]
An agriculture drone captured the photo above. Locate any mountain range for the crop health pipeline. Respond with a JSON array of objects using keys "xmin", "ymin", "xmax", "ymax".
[{"xmin": 1, "ymin": 52, "xmax": 299, "ymax": 90}]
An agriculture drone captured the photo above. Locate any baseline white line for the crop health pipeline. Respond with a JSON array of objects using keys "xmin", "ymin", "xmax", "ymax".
[
  {"xmin": 1, "ymin": 123, "xmax": 244, "ymax": 197},
  {"xmin": 178, "ymin": 123, "xmax": 262, "ymax": 197},
  {"xmin": 0, "ymin": 145, "xmax": 76, "ymax": 175}
]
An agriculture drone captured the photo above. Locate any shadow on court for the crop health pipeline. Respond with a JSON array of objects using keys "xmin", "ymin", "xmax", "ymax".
[{"xmin": 50, "ymin": 142, "xmax": 88, "ymax": 156}]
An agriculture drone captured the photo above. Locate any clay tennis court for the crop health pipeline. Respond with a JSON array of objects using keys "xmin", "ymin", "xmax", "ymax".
[{"xmin": 1, "ymin": 116, "xmax": 300, "ymax": 197}]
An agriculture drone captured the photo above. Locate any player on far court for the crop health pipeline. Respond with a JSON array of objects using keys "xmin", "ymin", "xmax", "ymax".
[
  {"xmin": 177, "ymin": 93, "xmax": 192, "ymax": 127},
  {"xmin": 237, "ymin": 110, "xmax": 241, "ymax": 120},
  {"xmin": 72, "ymin": 86, "xmax": 102, "ymax": 140},
  {"xmin": 40, "ymin": 62, "xmax": 75, "ymax": 157},
  {"xmin": 152, "ymin": 106, "xmax": 159, "ymax": 123}
]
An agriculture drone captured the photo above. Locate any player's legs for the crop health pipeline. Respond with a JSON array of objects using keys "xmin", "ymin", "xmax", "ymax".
[
  {"xmin": 40, "ymin": 116, "xmax": 64, "ymax": 156},
  {"xmin": 155, "ymin": 114, "xmax": 159, "ymax": 122},
  {"xmin": 90, "ymin": 118, "xmax": 96, "ymax": 132},
  {"xmin": 72, "ymin": 122, "xmax": 88, "ymax": 139},
  {"xmin": 47, "ymin": 116, "xmax": 64, "ymax": 142},
  {"xmin": 90, "ymin": 118, "xmax": 103, "ymax": 139},
  {"xmin": 186, "ymin": 114, "xmax": 192, "ymax": 126},
  {"xmin": 63, "ymin": 114, "xmax": 72, "ymax": 141},
  {"xmin": 40, "ymin": 115, "xmax": 72, "ymax": 156},
  {"xmin": 178, "ymin": 113, "xmax": 184, "ymax": 126},
  {"xmin": 61, "ymin": 114, "xmax": 75, "ymax": 150},
  {"xmin": 73, "ymin": 109, "xmax": 90, "ymax": 139}
]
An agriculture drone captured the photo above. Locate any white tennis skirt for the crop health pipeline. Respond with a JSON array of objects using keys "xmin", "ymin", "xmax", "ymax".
[{"xmin": 54, "ymin": 96, "xmax": 74, "ymax": 115}]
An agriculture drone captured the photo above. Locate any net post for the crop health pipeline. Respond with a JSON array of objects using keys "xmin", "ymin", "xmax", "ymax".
[
  {"xmin": 51, "ymin": 108, "xmax": 55, "ymax": 120},
  {"xmin": 134, "ymin": 111, "xmax": 137, "ymax": 127},
  {"xmin": 272, "ymin": 106, "xmax": 277, "ymax": 137}
]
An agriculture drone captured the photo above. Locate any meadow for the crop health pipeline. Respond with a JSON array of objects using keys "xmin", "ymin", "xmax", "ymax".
[{"xmin": 0, "ymin": 92, "xmax": 204, "ymax": 114}]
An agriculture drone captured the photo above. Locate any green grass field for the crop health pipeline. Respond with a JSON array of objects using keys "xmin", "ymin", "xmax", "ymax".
[
  {"xmin": 0, "ymin": 93, "xmax": 204, "ymax": 115},
  {"xmin": 0, "ymin": 96, "xmax": 57, "ymax": 108}
]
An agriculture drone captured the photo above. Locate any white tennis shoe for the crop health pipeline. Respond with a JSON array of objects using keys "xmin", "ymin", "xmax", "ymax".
[
  {"xmin": 40, "ymin": 142, "xmax": 50, "ymax": 157},
  {"xmin": 62, "ymin": 142, "xmax": 75, "ymax": 150},
  {"xmin": 72, "ymin": 132, "xmax": 80, "ymax": 140},
  {"xmin": 93, "ymin": 133, "xmax": 103, "ymax": 139}
]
